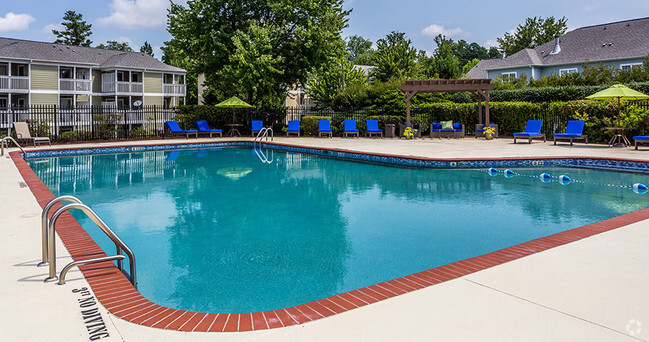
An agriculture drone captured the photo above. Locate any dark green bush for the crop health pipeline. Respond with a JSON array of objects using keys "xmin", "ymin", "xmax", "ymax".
[{"xmin": 301, "ymin": 116, "xmax": 331, "ymax": 136}]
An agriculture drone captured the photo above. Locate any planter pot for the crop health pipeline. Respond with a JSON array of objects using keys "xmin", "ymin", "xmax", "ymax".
[{"xmin": 485, "ymin": 133, "xmax": 493, "ymax": 140}]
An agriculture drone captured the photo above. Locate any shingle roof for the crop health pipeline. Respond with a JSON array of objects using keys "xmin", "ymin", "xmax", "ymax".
[
  {"xmin": 0, "ymin": 37, "xmax": 185, "ymax": 73},
  {"xmin": 465, "ymin": 16, "xmax": 649, "ymax": 77}
]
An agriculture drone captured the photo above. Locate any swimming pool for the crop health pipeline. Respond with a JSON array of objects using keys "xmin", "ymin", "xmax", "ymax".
[{"xmin": 27, "ymin": 146, "xmax": 649, "ymax": 314}]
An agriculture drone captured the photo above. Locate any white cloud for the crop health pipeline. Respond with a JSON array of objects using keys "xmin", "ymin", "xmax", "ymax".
[
  {"xmin": 421, "ymin": 24, "xmax": 468, "ymax": 38},
  {"xmin": 97, "ymin": 0, "xmax": 169, "ymax": 29},
  {"xmin": 0, "ymin": 12, "xmax": 35, "ymax": 32},
  {"xmin": 42, "ymin": 23, "xmax": 63, "ymax": 35},
  {"xmin": 483, "ymin": 39, "xmax": 499, "ymax": 48}
]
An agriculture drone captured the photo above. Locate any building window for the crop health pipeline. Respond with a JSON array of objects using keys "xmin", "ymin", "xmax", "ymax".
[
  {"xmin": 60, "ymin": 68, "xmax": 72, "ymax": 79},
  {"xmin": 559, "ymin": 68, "xmax": 578, "ymax": 76},
  {"xmin": 60, "ymin": 97, "xmax": 73, "ymax": 110},
  {"xmin": 621, "ymin": 63, "xmax": 642, "ymax": 73},
  {"xmin": 0, "ymin": 97, "xmax": 7, "ymax": 109},
  {"xmin": 501, "ymin": 72, "xmax": 517, "ymax": 82},
  {"xmin": 17, "ymin": 65, "xmax": 26, "ymax": 76}
]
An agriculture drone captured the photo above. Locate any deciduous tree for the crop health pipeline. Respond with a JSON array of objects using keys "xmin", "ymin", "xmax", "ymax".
[
  {"xmin": 165, "ymin": 0, "xmax": 349, "ymax": 110},
  {"xmin": 372, "ymin": 31, "xmax": 417, "ymax": 82},
  {"xmin": 96, "ymin": 40, "xmax": 133, "ymax": 51},
  {"xmin": 497, "ymin": 16, "xmax": 568, "ymax": 56}
]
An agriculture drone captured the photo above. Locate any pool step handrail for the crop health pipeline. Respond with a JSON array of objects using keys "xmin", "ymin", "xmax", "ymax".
[
  {"xmin": 58, "ymin": 255, "xmax": 125, "ymax": 285},
  {"xmin": 44, "ymin": 202, "xmax": 137, "ymax": 289},
  {"xmin": 40, "ymin": 196, "xmax": 84, "ymax": 267},
  {"xmin": 0, "ymin": 136, "xmax": 26, "ymax": 158},
  {"xmin": 254, "ymin": 127, "xmax": 273, "ymax": 146}
]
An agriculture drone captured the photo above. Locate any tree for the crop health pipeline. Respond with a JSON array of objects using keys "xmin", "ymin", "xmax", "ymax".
[
  {"xmin": 488, "ymin": 46, "xmax": 501, "ymax": 59},
  {"xmin": 140, "ymin": 41, "xmax": 154, "ymax": 57},
  {"xmin": 307, "ymin": 58, "xmax": 367, "ymax": 108},
  {"xmin": 427, "ymin": 34, "xmax": 460, "ymax": 79},
  {"xmin": 497, "ymin": 16, "xmax": 568, "ymax": 56},
  {"xmin": 451, "ymin": 40, "xmax": 489, "ymax": 68},
  {"xmin": 96, "ymin": 40, "xmax": 133, "ymax": 51},
  {"xmin": 346, "ymin": 35, "xmax": 374, "ymax": 65},
  {"xmin": 372, "ymin": 31, "xmax": 418, "ymax": 82},
  {"xmin": 52, "ymin": 10, "xmax": 93, "ymax": 47},
  {"xmin": 165, "ymin": 0, "xmax": 349, "ymax": 110},
  {"xmin": 462, "ymin": 58, "xmax": 480, "ymax": 76}
]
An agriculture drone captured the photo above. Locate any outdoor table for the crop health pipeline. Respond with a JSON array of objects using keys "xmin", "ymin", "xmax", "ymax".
[
  {"xmin": 604, "ymin": 127, "xmax": 632, "ymax": 147},
  {"xmin": 227, "ymin": 124, "xmax": 243, "ymax": 137}
]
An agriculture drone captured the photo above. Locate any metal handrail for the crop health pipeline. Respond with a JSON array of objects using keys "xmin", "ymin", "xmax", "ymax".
[
  {"xmin": 254, "ymin": 146, "xmax": 274, "ymax": 164},
  {"xmin": 0, "ymin": 136, "xmax": 26, "ymax": 158},
  {"xmin": 58, "ymin": 255, "xmax": 125, "ymax": 285},
  {"xmin": 39, "ymin": 196, "xmax": 84, "ymax": 266},
  {"xmin": 45, "ymin": 203, "xmax": 137, "ymax": 288},
  {"xmin": 254, "ymin": 127, "xmax": 273, "ymax": 147}
]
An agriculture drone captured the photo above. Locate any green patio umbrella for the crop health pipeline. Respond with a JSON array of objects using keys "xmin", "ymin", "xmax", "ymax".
[
  {"xmin": 586, "ymin": 84, "xmax": 649, "ymax": 127},
  {"xmin": 215, "ymin": 96, "xmax": 253, "ymax": 126}
]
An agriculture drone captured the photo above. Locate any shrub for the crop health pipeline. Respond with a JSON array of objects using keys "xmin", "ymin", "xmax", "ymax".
[
  {"xmin": 59, "ymin": 131, "xmax": 78, "ymax": 142},
  {"xmin": 301, "ymin": 116, "xmax": 332, "ymax": 136}
]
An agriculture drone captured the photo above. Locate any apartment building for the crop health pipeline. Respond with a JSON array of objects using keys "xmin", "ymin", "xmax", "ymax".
[{"xmin": 0, "ymin": 37, "xmax": 186, "ymax": 110}]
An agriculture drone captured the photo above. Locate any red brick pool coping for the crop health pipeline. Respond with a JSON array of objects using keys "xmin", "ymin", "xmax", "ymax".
[{"xmin": 11, "ymin": 142, "xmax": 649, "ymax": 332}]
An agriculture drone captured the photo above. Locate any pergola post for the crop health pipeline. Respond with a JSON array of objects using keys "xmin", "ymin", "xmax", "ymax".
[
  {"xmin": 485, "ymin": 90, "xmax": 490, "ymax": 125},
  {"xmin": 405, "ymin": 91, "xmax": 416, "ymax": 126}
]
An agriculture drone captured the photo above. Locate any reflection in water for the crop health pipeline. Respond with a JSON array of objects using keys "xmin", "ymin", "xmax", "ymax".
[{"xmin": 28, "ymin": 148, "xmax": 649, "ymax": 313}]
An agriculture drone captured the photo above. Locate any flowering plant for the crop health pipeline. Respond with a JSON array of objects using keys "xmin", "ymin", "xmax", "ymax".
[
  {"xmin": 403, "ymin": 126, "xmax": 416, "ymax": 138},
  {"xmin": 483, "ymin": 126, "xmax": 496, "ymax": 135}
]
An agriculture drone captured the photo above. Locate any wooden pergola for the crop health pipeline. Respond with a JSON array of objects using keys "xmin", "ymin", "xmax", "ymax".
[{"xmin": 399, "ymin": 79, "xmax": 496, "ymax": 126}]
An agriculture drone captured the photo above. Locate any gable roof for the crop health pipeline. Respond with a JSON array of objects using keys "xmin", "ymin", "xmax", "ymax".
[
  {"xmin": 0, "ymin": 37, "xmax": 185, "ymax": 73},
  {"xmin": 466, "ymin": 16, "xmax": 649, "ymax": 78}
]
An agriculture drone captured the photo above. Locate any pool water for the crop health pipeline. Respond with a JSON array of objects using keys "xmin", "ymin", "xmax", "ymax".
[{"xmin": 28, "ymin": 147, "xmax": 649, "ymax": 313}]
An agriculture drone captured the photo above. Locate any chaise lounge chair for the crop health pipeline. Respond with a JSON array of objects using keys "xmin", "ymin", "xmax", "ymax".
[
  {"xmin": 196, "ymin": 120, "xmax": 223, "ymax": 138},
  {"xmin": 286, "ymin": 120, "xmax": 300, "ymax": 137},
  {"xmin": 366, "ymin": 119, "xmax": 383, "ymax": 138},
  {"xmin": 251, "ymin": 120, "xmax": 263, "ymax": 137},
  {"xmin": 318, "ymin": 120, "xmax": 332, "ymax": 137},
  {"xmin": 13, "ymin": 121, "xmax": 51, "ymax": 147},
  {"xmin": 344, "ymin": 120, "xmax": 359, "ymax": 138},
  {"xmin": 633, "ymin": 136, "xmax": 649, "ymax": 150},
  {"xmin": 553, "ymin": 120, "xmax": 587, "ymax": 146},
  {"xmin": 165, "ymin": 120, "xmax": 198, "ymax": 139},
  {"xmin": 513, "ymin": 120, "xmax": 546, "ymax": 144}
]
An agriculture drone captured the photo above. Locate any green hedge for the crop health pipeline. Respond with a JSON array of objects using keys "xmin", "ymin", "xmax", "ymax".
[{"xmin": 301, "ymin": 116, "xmax": 331, "ymax": 136}]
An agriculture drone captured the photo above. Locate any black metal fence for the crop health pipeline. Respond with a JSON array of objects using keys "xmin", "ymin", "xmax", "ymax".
[{"xmin": 0, "ymin": 105, "xmax": 177, "ymax": 141}]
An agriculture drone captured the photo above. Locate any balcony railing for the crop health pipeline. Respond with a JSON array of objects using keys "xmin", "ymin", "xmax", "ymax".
[
  {"xmin": 102, "ymin": 81, "xmax": 143, "ymax": 94},
  {"xmin": 163, "ymin": 84, "xmax": 186, "ymax": 96},
  {"xmin": 59, "ymin": 79, "xmax": 91, "ymax": 93},
  {"xmin": 0, "ymin": 75, "xmax": 29, "ymax": 92}
]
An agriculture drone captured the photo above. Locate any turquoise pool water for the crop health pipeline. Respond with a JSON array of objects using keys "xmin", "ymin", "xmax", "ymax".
[{"xmin": 28, "ymin": 147, "xmax": 649, "ymax": 313}]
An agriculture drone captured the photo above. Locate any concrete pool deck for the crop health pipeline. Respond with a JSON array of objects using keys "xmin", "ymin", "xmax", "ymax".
[{"xmin": 1, "ymin": 137, "xmax": 648, "ymax": 341}]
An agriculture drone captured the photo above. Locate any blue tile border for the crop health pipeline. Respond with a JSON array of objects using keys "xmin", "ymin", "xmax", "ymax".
[{"xmin": 23, "ymin": 141, "xmax": 649, "ymax": 173}]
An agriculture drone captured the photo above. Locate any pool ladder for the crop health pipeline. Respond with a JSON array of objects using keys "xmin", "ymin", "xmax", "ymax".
[
  {"xmin": 254, "ymin": 127, "xmax": 274, "ymax": 164},
  {"xmin": 39, "ymin": 196, "xmax": 137, "ymax": 288},
  {"xmin": 0, "ymin": 137, "xmax": 26, "ymax": 158}
]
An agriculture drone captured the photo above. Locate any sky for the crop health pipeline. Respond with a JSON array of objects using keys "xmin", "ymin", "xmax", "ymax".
[{"xmin": 1, "ymin": 0, "xmax": 649, "ymax": 59}]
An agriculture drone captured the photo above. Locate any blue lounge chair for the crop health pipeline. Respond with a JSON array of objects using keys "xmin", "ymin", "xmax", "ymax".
[
  {"xmin": 251, "ymin": 120, "xmax": 263, "ymax": 137},
  {"xmin": 286, "ymin": 120, "xmax": 300, "ymax": 137},
  {"xmin": 366, "ymin": 119, "xmax": 383, "ymax": 138},
  {"xmin": 344, "ymin": 120, "xmax": 359, "ymax": 138},
  {"xmin": 165, "ymin": 120, "xmax": 198, "ymax": 138},
  {"xmin": 476, "ymin": 123, "xmax": 499, "ymax": 139},
  {"xmin": 318, "ymin": 120, "xmax": 332, "ymax": 137},
  {"xmin": 196, "ymin": 120, "xmax": 223, "ymax": 138},
  {"xmin": 554, "ymin": 120, "xmax": 587, "ymax": 146},
  {"xmin": 633, "ymin": 136, "xmax": 649, "ymax": 150},
  {"xmin": 513, "ymin": 120, "xmax": 546, "ymax": 144}
]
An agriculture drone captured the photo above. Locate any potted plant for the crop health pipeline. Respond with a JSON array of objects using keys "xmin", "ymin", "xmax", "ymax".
[
  {"xmin": 483, "ymin": 126, "xmax": 496, "ymax": 140},
  {"xmin": 403, "ymin": 126, "xmax": 416, "ymax": 140}
]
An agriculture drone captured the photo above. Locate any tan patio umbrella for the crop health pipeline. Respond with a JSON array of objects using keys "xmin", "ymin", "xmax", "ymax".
[{"xmin": 586, "ymin": 84, "xmax": 649, "ymax": 127}]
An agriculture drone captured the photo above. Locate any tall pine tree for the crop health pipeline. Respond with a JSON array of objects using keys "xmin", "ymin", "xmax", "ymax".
[{"xmin": 52, "ymin": 11, "xmax": 92, "ymax": 47}]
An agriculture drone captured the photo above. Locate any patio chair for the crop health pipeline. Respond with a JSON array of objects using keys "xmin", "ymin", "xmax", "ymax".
[
  {"xmin": 251, "ymin": 120, "xmax": 263, "ymax": 137},
  {"xmin": 165, "ymin": 120, "xmax": 198, "ymax": 139},
  {"xmin": 286, "ymin": 120, "xmax": 300, "ymax": 137},
  {"xmin": 318, "ymin": 120, "xmax": 332, "ymax": 137},
  {"xmin": 196, "ymin": 120, "xmax": 223, "ymax": 138},
  {"xmin": 513, "ymin": 120, "xmax": 546, "ymax": 144},
  {"xmin": 13, "ymin": 122, "xmax": 51, "ymax": 147},
  {"xmin": 475, "ymin": 123, "xmax": 499, "ymax": 139},
  {"xmin": 633, "ymin": 136, "xmax": 649, "ymax": 150},
  {"xmin": 430, "ymin": 122, "xmax": 442, "ymax": 138},
  {"xmin": 344, "ymin": 120, "xmax": 359, "ymax": 138},
  {"xmin": 365, "ymin": 119, "xmax": 383, "ymax": 138},
  {"xmin": 554, "ymin": 120, "xmax": 587, "ymax": 146}
]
